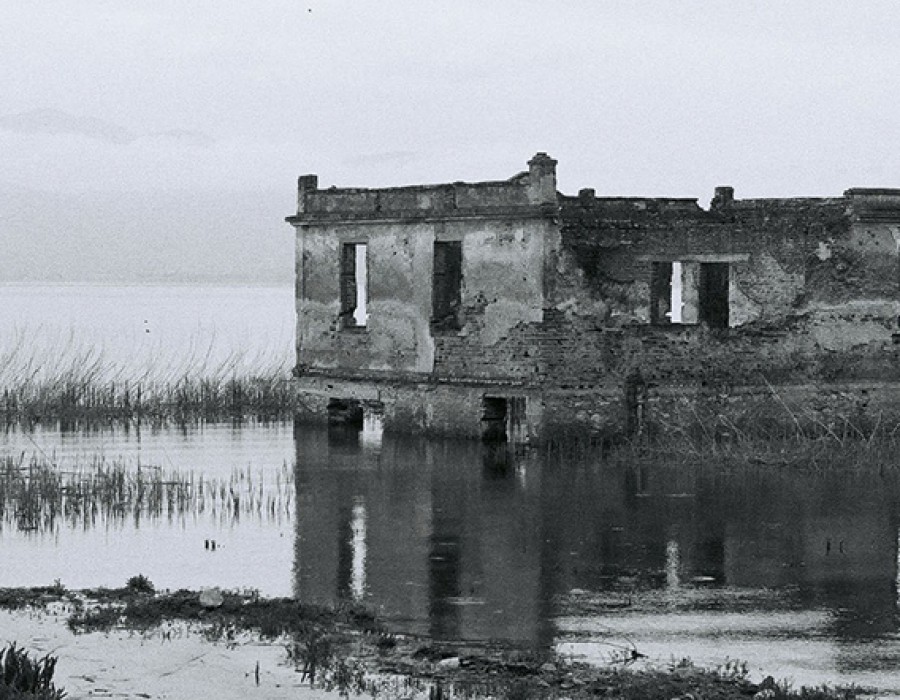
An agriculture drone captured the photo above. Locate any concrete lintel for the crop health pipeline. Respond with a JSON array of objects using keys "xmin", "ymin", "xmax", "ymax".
[{"xmin": 636, "ymin": 253, "xmax": 750, "ymax": 263}]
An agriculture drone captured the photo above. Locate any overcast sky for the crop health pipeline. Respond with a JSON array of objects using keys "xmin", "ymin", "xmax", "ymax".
[{"xmin": 3, "ymin": 1, "xmax": 900, "ymax": 283}]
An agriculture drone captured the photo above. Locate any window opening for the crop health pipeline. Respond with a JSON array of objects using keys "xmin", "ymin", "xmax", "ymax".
[
  {"xmin": 481, "ymin": 396, "xmax": 527, "ymax": 444},
  {"xmin": 327, "ymin": 398, "xmax": 363, "ymax": 427},
  {"xmin": 507, "ymin": 396, "xmax": 527, "ymax": 444},
  {"xmin": 650, "ymin": 261, "xmax": 673, "ymax": 325},
  {"xmin": 698, "ymin": 262, "xmax": 729, "ymax": 328},
  {"xmin": 432, "ymin": 241, "xmax": 462, "ymax": 332},
  {"xmin": 650, "ymin": 261, "xmax": 728, "ymax": 328},
  {"xmin": 340, "ymin": 243, "xmax": 367, "ymax": 329},
  {"xmin": 481, "ymin": 397, "xmax": 508, "ymax": 443}
]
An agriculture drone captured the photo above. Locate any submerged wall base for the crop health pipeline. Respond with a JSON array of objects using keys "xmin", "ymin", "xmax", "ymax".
[{"xmin": 293, "ymin": 375, "xmax": 900, "ymax": 444}]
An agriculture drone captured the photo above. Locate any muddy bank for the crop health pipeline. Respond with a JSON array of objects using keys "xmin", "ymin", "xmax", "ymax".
[{"xmin": 0, "ymin": 585, "xmax": 867, "ymax": 700}]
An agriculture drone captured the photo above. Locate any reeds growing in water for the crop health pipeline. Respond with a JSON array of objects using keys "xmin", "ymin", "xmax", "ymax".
[
  {"xmin": 0, "ymin": 454, "xmax": 294, "ymax": 534},
  {"xmin": 0, "ymin": 326, "xmax": 298, "ymax": 424}
]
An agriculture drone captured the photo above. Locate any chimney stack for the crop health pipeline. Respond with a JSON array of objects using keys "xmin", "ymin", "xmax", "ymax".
[
  {"xmin": 527, "ymin": 152, "xmax": 558, "ymax": 205},
  {"xmin": 711, "ymin": 186, "xmax": 734, "ymax": 211},
  {"xmin": 297, "ymin": 174, "xmax": 318, "ymax": 213}
]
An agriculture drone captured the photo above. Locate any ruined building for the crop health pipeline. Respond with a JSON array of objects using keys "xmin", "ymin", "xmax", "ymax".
[{"xmin": 286, "ymin": 154, "xmax": 900, "ymax": 442}]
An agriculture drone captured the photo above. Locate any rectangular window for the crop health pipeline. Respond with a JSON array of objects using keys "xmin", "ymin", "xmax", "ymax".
[
  {"xmin": 698, "ymin": 262, "xmax": 729, "ymax": 328},
  {"xmin": 340, "ymin": 242, "xmax": 367, "ymax": 329},
  {"xmin": 432, "ymin": 241, "xmax": 462, "ymax": 332},
  {"xmin": 650, "ymin": 261, "xmax": 673, "ymax": 325},
  {"xmin": 650, "ymin": 260, "xmax": 729, "ymax": 328}
]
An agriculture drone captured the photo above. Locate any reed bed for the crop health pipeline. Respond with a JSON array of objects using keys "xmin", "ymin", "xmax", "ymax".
[
  {"xmin": 0, "ymin": 454, "xmax": 294, "ymax": 534},
  {"xmin": 630, "ymin": 391, "xmax": 900, "ymax": 470},
  {"xmin": 544, "ymin": 410, "xmax": 900, "ymax": 474},
  {"xmin": 0, "ymin": 326, "xmax": 298, "ymax": 424}
]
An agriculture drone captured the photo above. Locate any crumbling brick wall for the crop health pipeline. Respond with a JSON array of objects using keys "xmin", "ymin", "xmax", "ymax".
[{"xmin": 542, "ymin": 190, "xmax": 897, "ymax": 390}]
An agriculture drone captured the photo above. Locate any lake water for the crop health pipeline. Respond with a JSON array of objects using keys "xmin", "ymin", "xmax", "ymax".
[{"xmin": 2, "ymin": 285, "xmax": 900, "ymax": 695}]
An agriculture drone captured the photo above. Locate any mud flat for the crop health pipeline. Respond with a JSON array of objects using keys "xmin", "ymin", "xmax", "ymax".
[{"xmin": 1, "ymin": 608, "xmax": 333, "ymax": 699}]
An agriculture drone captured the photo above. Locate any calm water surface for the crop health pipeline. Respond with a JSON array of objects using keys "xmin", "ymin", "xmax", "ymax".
[
  {"xmin": 2, "ymin": 285, "xmax": 900, "ymax": 694},
  {"xmin": 2, "ymin": 421, "xmax": 900, "ymax": 693}
]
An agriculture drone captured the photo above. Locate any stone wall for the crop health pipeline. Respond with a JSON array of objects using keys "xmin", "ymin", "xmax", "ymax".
[
  {"xmin": 542, "ymin": 189, "xmax": 899, "ymax": 392},
  {"xmin": 292, "ymin": 374, "xmax": 543, "ymax": 442}
]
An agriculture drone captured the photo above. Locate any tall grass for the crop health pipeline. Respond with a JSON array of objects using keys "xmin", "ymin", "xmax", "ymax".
[
  {"xmin": 0, "ymin": 454, "xmax": 294, "ymax": 533},
  {"xmin": 637, "ymin": 386, "xmax": 900, "ymax": 467},
  {"xmin": 0, "ymin": 643, "xmax": 65, "ymax": 700},
  {"xmin": 0, "ymin": 327, "xmax": 297, "ymax": 423},
  {"xmin": 543, "ymin": 400, "xmax": 900, "ymax": 470}
]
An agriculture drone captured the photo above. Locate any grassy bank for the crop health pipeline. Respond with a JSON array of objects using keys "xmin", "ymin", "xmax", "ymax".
[{"xmin": 0, "ymin": 584, "xmax": 867, "ymax": 700}]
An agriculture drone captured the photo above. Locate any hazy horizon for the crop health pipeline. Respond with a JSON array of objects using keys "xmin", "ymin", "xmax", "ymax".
[{"xmin": 4, "ymin": 1, "xmax": 900, "ymax": 284}]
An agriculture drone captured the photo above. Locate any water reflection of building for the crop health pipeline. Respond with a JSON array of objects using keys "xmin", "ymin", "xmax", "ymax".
[
  {"xmin": 294, "ymin": 426, "xmax": 548, "ymax": 643},
  {"xmin": 294, "ymin": 425, "xmax": 900, "ymax": 653}
]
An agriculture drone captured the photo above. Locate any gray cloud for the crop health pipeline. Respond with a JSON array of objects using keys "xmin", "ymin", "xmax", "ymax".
[
  {"xmin": 0, "ymin": 109, "xmax": 217, "ymax": 149},
  {"xmin": 0, "ymin": 108, "xmax": 136, "ymax": 144}
]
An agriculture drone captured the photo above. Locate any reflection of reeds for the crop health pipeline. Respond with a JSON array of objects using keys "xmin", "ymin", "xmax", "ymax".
[
  {"xmin": 0, "ymin": 327, "xmax": 297, "ymax": 423},
  {"xmin": 0, "ymin": 455, "xmax": 294, "ymax": 533}
]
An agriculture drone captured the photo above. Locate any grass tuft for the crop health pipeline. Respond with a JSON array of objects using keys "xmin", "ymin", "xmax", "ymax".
[{"xmin": 0, "ymin": 643, "xmax": 65, "ymax": 700}]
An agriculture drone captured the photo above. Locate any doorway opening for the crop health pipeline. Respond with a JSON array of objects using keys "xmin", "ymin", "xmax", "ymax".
[{"xmin": 480, "ymin": 396, "xmax": 526, "ymax": 443}]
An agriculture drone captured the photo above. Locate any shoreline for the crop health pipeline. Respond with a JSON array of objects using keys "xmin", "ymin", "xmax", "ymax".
[{"xmin": 0, "ymin": 585, "xmax": 870, "ymax": 700}]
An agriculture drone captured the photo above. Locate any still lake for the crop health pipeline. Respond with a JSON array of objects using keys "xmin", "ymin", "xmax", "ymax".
[{"xmin": 2, "ymin": 285, "xmax": 900, "ymax": 694}]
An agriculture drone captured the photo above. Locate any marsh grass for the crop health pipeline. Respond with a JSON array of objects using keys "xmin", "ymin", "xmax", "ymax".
[
  {"xmin": 636, "ymin": 377, "xmax": 900, "ymax": 463},
  {"xmin": 0, "ymin": 328, "xmax": 297, "ymax": 424},
  {"xmin": 0, "ymin": 643, "xmax": 65, "ymax": 700},
  {"xmin": 633, "ymin": 409, "xmax": 900, "ymax": 471},
  {"xmin": 540, "ymin": 385, "xmax": 900, "ymax": 469},
  {"xmin": 0, "ymin": 455, "xmax": 294, "ymax": 533}
]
